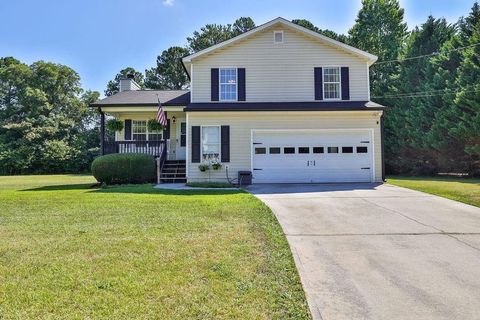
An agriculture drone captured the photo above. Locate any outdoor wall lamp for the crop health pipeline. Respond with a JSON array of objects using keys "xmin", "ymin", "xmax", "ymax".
[{"xmin": 172, "ymin": 116, "xmax": 176, "ymax": 123}]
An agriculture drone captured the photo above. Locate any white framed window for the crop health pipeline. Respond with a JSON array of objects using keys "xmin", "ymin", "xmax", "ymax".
[
  {"xmin": 219, "ymin": 68, "xmax": 237, "ymax": 101},
  {"xmin": 132, "ymin": 120, "xmax": 163, "ymax": 141},
  {"xmin": 148, "ymin": 127, "xmax": 163, "ymax": 141},
  {"xmin": 274, "ymin": 30, "xmax": 284, "ymax": 43},
  {"xmin": 132, "ymin": 120, "xmax": 147, "ymax": 141},
  {"xmin": 323, "ymin": 67, "xmax": 341, "ymax": 100},
  {"xmin": 201, "ymin": 126, "xmax": 220, "ymax": 161}
]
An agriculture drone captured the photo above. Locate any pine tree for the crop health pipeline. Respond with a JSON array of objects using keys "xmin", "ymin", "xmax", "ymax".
[
  {"xmin": 389, "ymin": 17, "xmax": 454, "ymax": 173},
  {"xmin": 448, "ymin": 20, "xmax": 480, "ymax": 174},
  {"xmin": 145, "ymin": 46, "xmax": 190, "ymax": 90},
  {"xmin": 105, "ymin": 67, "xmax": 144, "ymax": 96},
  {"xmin": 427, "ymin": 2, "xmax": 480, "ymax": 174},
  {"xmin": 348, "ymin": 0, "xmax": 408, "ymax": 173},
  {"xmin": 349, "ymin": 0, "xmax": 408, "ymax": 99}
]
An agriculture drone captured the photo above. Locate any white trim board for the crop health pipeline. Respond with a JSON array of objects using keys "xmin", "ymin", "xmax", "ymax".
[{"xmin": 186, "ymin": 113, "xmax": 189, "ymax": 178}]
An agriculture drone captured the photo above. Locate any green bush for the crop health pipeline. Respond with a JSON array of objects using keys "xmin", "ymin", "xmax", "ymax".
[
  {"xmin": 147, "ymin": 119, "xmax": 163, "ymax": 132},
  {"xmin": 91, "ymin": 153, "xmax": 156, "ymax": 185},
  {"xmin": 106, "ymin": 119, "xmax": 124, "ymax": 132}
]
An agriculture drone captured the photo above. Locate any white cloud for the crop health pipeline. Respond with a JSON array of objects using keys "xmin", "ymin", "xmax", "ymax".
[{"xmin": 163, "ymin": 0, "xmax": 174, "ymax": 7}]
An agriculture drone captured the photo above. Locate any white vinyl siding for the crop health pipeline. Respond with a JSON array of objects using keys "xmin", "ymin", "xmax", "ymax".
[
  {"xmin": 191, "ymin": 26, "xmax": 369, "ymax": 102},
  {"xmin": 187, "ymin": 111, "xmax": 382, "ymax": 183}
]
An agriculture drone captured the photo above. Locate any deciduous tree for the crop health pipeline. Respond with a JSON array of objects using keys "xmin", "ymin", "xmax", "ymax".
[
  {"xmin": 105, "ymin": 67, "xmax": 144, "ymax": 96},
  {"xmin": 145, "ymin": 46, "xmax": 190, "ymax": 89}
]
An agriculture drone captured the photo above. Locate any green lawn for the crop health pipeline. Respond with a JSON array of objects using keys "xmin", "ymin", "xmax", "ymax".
[
  {"xmin": 387, "ymin": 176, "xmax": 480, "ymax": 207},
  {"xmin": 0, "ymin": 175, "xmax": 310, "ymax": 319}
]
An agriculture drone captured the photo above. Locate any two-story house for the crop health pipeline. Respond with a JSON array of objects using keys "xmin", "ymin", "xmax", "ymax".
[{"xmin": 91, "ymin": 17, "xmax": 386, "ymax": 184}]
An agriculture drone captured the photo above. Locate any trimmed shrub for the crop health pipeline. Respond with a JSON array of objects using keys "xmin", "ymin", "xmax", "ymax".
[{"xmin": 91, "ymin": 153, "xmax": 156, "ymax": 185}]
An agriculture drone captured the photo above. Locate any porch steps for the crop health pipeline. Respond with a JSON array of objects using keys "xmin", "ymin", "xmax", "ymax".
[{"xmin": 160, "ymin": 160, "xmax": 186, "ymax": 183}]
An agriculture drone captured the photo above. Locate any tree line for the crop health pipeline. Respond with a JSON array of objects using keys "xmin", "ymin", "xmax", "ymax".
[{"xmin": 1, "ymin": 0, "xmax": 479, "ymax": 175}]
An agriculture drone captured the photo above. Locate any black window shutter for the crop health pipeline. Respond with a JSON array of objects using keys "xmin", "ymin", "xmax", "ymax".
[
  {"xmin": 314, "ymin": 67, "xmax": 323, "ymax": 100},
  {"xmin": 211, "ymin": 68, "xmax": 219, "ymax": 101},
  {"xmin": 341, "ymin": 67, "xmax": 350, "ymax": 100},
  {"xmin": 191, "ymin": 126, "xmax": 201, "ymax": 163},
  {"xmin": 221, "ymin": 126, "xmax": 230, "ymax": 162},
  {"xmin": 180, "ymin": 122, "xmax": 186, "ymax": 147},
  {"xmin": 164, "ymin": 119, "xmax": 170, "ymax": 139},
  {"xmin": 124, "ymin": 119, "xmax": 132, "ymax": 140},
  {"xmin": 238, "ymin": 68, "xmax": 246, "ymax": 101}
]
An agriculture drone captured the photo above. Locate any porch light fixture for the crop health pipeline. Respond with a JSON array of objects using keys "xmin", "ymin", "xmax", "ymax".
[{"xmin": 172, "ymin": 116, "xmax": 176, "ymax": 123}]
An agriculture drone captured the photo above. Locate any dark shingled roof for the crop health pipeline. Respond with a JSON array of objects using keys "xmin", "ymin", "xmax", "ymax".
[
  {"xmin": 90, "ymin": 90, "xmax": 190, "ymax": 107},
  {"xmin": 184, "ymin": 101, "xmax": 386, "ymax": 112}
]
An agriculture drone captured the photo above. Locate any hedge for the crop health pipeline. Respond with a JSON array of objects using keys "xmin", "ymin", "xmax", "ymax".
[{"xmin": 91, "ymin": 153, "xmax": 156, "ymax": 185}]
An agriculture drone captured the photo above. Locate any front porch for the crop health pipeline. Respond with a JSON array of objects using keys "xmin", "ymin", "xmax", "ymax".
[
  {"xmin": 99, "ymin": 110, "xmax": 187, "ymax": 161},
  {"xmin": 98, "ymin": 109, "xmax": 187, "ymax": 183}
]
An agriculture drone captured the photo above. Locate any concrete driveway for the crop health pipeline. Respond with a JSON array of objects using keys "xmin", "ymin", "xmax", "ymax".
[{"xmin": 249, "ymin": 183, "xmax": 480, "ymax": 320}]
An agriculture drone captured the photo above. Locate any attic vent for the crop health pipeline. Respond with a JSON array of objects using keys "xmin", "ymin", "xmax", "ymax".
[{"xmin": 274, "ymin": 31, "xmax": 283, "ymax": 43}]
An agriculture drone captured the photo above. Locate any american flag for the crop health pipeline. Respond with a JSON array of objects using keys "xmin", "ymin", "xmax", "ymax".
[{"xmin": 156, "ymin": 96, "xmax": 167, "ymax": 127}]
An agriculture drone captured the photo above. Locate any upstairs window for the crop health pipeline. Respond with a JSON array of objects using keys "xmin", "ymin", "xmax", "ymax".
[
  {"xmin": 219, "ymin": 68, "xmax": 237, "ymax": 101},
  {"xmin": 323, "ymin": 67, "xmax": 340, "ymax": 100}
]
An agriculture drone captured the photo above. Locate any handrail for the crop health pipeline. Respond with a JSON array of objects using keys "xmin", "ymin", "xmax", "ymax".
[
  {"xmin": 159, "ymin": 140, "xmax": 167, "ymax": 173},
  {"xmin": 104, "ymin": 140, "xmax": 165, "ymax": 157}
]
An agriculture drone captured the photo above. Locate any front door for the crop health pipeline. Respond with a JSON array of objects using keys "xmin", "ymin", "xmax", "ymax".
[{"xmin": 176, "ymin": 120, "xmax": 186, "ymax": 160}]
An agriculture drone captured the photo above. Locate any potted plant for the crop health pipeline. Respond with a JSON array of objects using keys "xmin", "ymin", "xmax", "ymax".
[
  {"xmin": 106, "ymin": 119, "xmax": 124, "ymax": 132},
  {"xmin": 211, "ymin": 160, "xmax": 222, "ymax": 170},
  {"xmin": 147, "ymin": 119, "xmax": 163, "ymax": 132},
  {"xmin": 198, "ymin": 163, "xmax": 209, "ymax": 172}
]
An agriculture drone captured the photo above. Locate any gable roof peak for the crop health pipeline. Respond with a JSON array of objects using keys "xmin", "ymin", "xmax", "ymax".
[{"xmin": 182, "ymin": 17, "xmax": 377, "ymax": 65}]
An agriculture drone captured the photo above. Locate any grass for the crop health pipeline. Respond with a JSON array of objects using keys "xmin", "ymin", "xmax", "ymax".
[
  {"xmin": 186, "ymin": 182, "xmax": 235, "ymax": 188},
  {"xmin": 0, "ymin": 175, "xmax": 310, "ymax": 319},
  {"xmin": 387, "ymin": 175, "xmax": 480, "ymax": 207}
]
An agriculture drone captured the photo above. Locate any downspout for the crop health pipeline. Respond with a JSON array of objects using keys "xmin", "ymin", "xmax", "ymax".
[
  {"xmin": 98, "ymin": 107, "xmax": 105, "ymax": 155},
  {"xmin": 381, "ymin": 112, "xmax": 386, "ymax": 182},
  {"xmin": 180, "ymin": 58, "xmax": 191, "ymax": 81}
]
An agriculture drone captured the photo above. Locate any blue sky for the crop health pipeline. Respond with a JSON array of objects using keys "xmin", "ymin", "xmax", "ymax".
[{"xmin": 0, "ymin": 0, "xmax": 475, "ymax": 96}]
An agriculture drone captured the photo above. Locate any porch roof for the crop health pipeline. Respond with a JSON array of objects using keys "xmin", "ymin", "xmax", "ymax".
[{"xmin": 90, "ymin": 90, "xmax": 190, "ymax": 107}]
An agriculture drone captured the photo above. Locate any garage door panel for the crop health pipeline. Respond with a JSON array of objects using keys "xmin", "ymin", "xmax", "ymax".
[
  {"xmin": 254, "ymin": 169, "xmax": 371, "ymax": 183},
  {"xmin": 252, "ymin": 130, "xmax": 373, "ymax": 183}
]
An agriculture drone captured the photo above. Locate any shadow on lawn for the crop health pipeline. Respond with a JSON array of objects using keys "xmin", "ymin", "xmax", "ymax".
[
  {"xmin": 22, "ymin": 183, "xmax": 244, "ymax": 196},
  {"xmin": 21, "ymin": 183, "xmax": 100, "ymax": 191}
]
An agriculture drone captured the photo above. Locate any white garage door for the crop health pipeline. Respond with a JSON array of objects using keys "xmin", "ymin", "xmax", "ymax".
[{"xmin": 252, "ymin": 130, "xmax": 373, "ymax": 183}]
